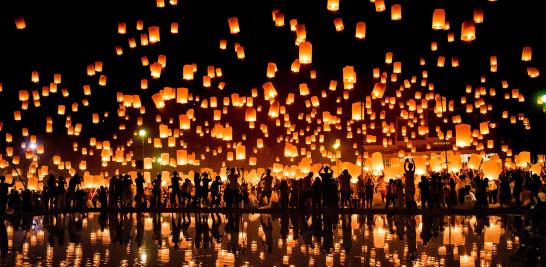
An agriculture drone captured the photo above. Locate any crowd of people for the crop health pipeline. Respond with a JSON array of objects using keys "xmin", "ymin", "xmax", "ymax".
[{"xmin": 1, "ymin": 159, "xmax": 545, "ymax": 214}]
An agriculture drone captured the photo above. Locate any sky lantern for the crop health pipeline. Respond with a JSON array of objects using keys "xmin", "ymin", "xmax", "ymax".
[
  {"xmin": 118, "ymin": 22, "xmax": 126, "ymax": 34},
  {"xmin": 391, "ymin": 4, "xmax": 402, "ymax": 20},
  {"xmin": 15, "ymin": 16, "xmax": 26, "ymax": 29},
  {"xmin": 327, "ymin": 0, "xmax": 339, "ymax": 12},
  {"xmin": 171, "ymin": 22, "xmax": 178, "ymax": 34},
  {"xmin": 183, "ymin": 64, "xmax": 194, "ymax": 80},
  {"xmin": 150, "ymin": 62, "xmax": 162, "ymax": 79},
  {"xmin": 371, "ymin": 152, "xmax": 384, "ymax": 172},
  {"xmin": 333, "ymin": 18, "xmax": 344, "ymax": 31},
  {"xmin": 461, "ymin": 21, "xmax": 476, "ymax": 42},
  {"xmin": 374, "ymin": 0, "xmax": 385, "ymax": 12},
  {"xmin": 299, "ymin": 41, "xmax": 312, "ymax": 64},
  {"xmin": 455, "ymin": 124, "xmax": 471, "ymax": 147},
  {"xmin": 473, "ymin": 8, "xmax": 484, "ymax": 23},
  {"xmin": 31, "ymin": 71, "xmax": 39, "ymax": 83},
  {"xmin": 148, "ymin": 26, "xmax": 160, "ymax": 43},
  {"xmin": 482, "ymin": 159, "xmax": 502, "ymax": 180},
  {"xmin": 228, "ymin": 17, "xmax": 240, "ymax": 34},
  {"xmin": 263, "ymin": 82, "xmax": 278, "ymax": 100},
  {"xmin": 355, "ymin": 22, "xmax": 366, "ymax": 39},
  {"xmin": 432, "ymin": 9, "xmax": 446, "ymax": 30},
  {"xmin": 235, "ymin": 145, "xmax": 246, "ymax": 160},
  {"xmin": 522, "ymin": 47, "xmax": 532, "ymax": 61},
  {"xmin": 527, "ymin": 67, "xmax": 540, "ymax": 78}
]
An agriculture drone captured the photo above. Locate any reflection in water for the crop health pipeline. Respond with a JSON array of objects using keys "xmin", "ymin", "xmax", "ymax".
[{"xmin": 0, "ymin": 212, "xmax": 543, "ymax": 266}]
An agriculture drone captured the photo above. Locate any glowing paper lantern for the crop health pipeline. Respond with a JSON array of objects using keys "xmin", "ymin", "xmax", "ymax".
[
  {"xmin": 522, "ymin": 47, "xmax": 532, "ymax": 61},
  {"xmin": 432, "ymin": 9, "xmax": 446, "ymax": 30},
  {"xmin": 455, "ymin": 124, "xmax": 471, "ymax": 147},
  {"xmin": 467, "ymin": 154, "xmax": 482, "ymax": 169},
  {"xmin": 391, "ymin": 4, "xmax": 402, "ymax": 20},
  {"xmin": 299, "ymin": 41, "xmax": 312, "ymax": 64},
  {"xmin": 327, "ymin": 0, "xmax": 339, "ymax": 12},
  {"xmin": 15, "ymin": 17, "xmax": 26, "ymax": 29},
  {"xmin": 228, "ymin": 17, "xmax": 240, "ymax": 34},
  {"xmin": 482, "ymin": 160, "xmax": 501, "ymax": 180},
  {"xmin": 515, "ymin": 151, "xmax": 531, "ymax": 168},
  {"xmin": 371, "ymin": 152, "xmax": 384, "ymax": 172},
  {"xmin": 461, "ymin": 21, "xmax": 476, "ymax": 42},
  {"xmin": 355, "ymin": 22, "xmax": 366, "ymax": 39}
]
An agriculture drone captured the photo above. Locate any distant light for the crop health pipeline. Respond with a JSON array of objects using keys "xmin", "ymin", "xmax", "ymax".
[
  {"xmin": 29, "ymin": 143, "xmax": 37, "ymax": 149},
  {"xmin": 541, "ymin": 95, "xmax": 546, "ymax": 103},
  {"xmin": 333, "ymin": 143, "xmax": 340, "ymax": 149},
  {"xmin": 156, "ymin": 157, "xmax": 162, "ymax": 163},
  {"xmin": 138, "ymin": 129, "xmax": 146, "ymax": 137}
]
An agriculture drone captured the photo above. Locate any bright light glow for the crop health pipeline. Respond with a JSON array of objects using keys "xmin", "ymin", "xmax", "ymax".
[
  {"xmin": 541, "ymin": 94, "xmax": 546, "ymax": 103},
  {"xmin": 138, "ymin": 129, "xmax": 146, "ymax": 137},
  {"xmin": 29, "ymin": 143, "xmax": 37, "ymax": 149}
]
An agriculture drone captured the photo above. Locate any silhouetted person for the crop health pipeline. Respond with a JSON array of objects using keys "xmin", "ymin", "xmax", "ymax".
[
  {"xmin": 181, "ymin": 179, "xmax": 192, "ymax": 208},
  {"xmin": 193, "ymin": 172, "xmax": 202, "ymax": 207},
  {"xmin": 312, "ymin": 176, "xmax": 322, "ymax": 209},
  {"xmin": 57, "ymin": 176, "xmax": 66, "ymax": 209},
  {"xmin": 151, "ymin": 173, "xmax": 162, "ymax": 208},
  {"xmin": 170, "ymin": 171, "xmax": 182, "ymax": 208},
  {"xmin": 0, "ymin": 176, "xmax": 15, "ymax": 214},
  {"xmin": 46, "ymin": 174, "xmax": 56, "ymax": 210},
  {"xmin": 259, "ymin": 169, "xmax": 274, "ymax": 207},
  {"xmin": 98, "ymin": 186, "xmax": 108, "ymax": 209},
  {"xmin": 339, "ymin": 169, "xmax": 352, "ymax": 208},
  {"xmin": 404, "ymin": 158, "xmax": 416, "ymax": 208},
  {"xmin": 135, "ymin": 172, "xmax": 145, "ymax": 208},
  {"xmin": 419, "ymin": 176, "xmax": 430, "ymax": 210},
  {"xmin": 365, "ymin": 178, "xmax": 374, "ymax": 209},
  {"xmin": 280, "ymin": 179, "xmax": 289, "ymax": 210},
  {"xmin": 210, "ymin": 176, "xmax": 222, "ymax": 208},
  {"xmin": 202, "ymin": 172, "xmax": 212, "ymax": 206}
]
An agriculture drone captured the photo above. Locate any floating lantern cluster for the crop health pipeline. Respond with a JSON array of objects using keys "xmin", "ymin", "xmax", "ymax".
[{"xmin": 0, "ymin": 0, "xmax": 543, "ymax": 187}]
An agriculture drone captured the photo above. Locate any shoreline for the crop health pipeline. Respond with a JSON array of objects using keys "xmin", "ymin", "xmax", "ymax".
[{"xmin": 0, "ymin": 206, "xmax": 525, "ymax": 217}]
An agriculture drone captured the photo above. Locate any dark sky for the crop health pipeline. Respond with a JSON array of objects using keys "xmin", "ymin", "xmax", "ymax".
[{"xmin": 1, "ymin": 0, "xmax": 545, "ymax": 174}]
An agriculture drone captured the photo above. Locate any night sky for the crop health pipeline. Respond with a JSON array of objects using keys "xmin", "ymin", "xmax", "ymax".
[{"xmin": 1, "ymin": 0, "xmax": 546, "ymax": 175}]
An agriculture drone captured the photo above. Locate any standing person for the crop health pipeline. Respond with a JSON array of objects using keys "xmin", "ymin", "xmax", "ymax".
[
  {"xmin": 312, "ymin": 176, "xmax": 322, "ymax": 209},
  {"xmin": 404, "ymin": 158, "xmax": 416, "ymax": 209},
  {"xmin": 57, "ymin": 176, "xmax": 66, "ymax": 209},
  {"xmin": 108, "ymin": 175, "xmax": 117, "ymax": 208},
  {"xmin": 280, "ymin": 179, "xmax": 289, "ymax": 210},
  {"xmin": 151, "ymin": 173, "xmax": 162, "ymax": 208},
  {"xmin": 457, "ymin": 175, "xmax": 466, "ymax": 205},
  {"xmin": 209, "ymin": 176, "xmax": 222, "ymax": 208},
  {"xmin": 395, "ymin": 179, "xmax": 404, "ymax": 209},
  {"xmin": 489, "ymin": 178, "xmax": 498, "ymax": 205},
  {"xmin": 122, "ymin": 174, "xmax": 134, "ymax": 208},
  {"xmin": 193, "ymin": 172, "xmax": 202, "ymax": 207},
  {"xmin": 418, "ymin": 176, "xmax": 430, "ymax": 210},
  {"xmin": 259, "ymin": 169, "xmax": 274, "ymax": 207},
  {"xmin": 302, "ymin": 172, "xmax": 313, "ymax": 209},
  {"xmin": 170, "ymin": 172, "xmax": 182, "ymax": 208},
  {"xmin": 448, "ymin": 177, "xmax": 457, "ymax": 209},
  {"xmin": 135, "ymin": 172, "xmax": 145, "ymax": 208},
  {"xmin": 46, "ymin": 174, "xmax": 56, "ymax": 210},
  {"xmin": 339, "ymin": 170, "xmax": 352, "ymax": 208},
  {"xmin": 114, "ymin": 175, "xmax": 124, "ymax": 208},
  {"xmin": 98, "ymin": 186, "xmax": 108, "ymax": 210},
  {"xmin": 227, "ymin": 167, "xmax": 240, "ymax": 208},
  {"xmin": 318, "ymin": 166, "xmax": 334, "ymax": 207},
  {"xmin": 201, "ymin": 173, "xmax": 212, "ymax": 206},
  {"xmin": 356, "ymin": 175, "xmax": 366, "ymax": 208},
  {"xmin": 0, "ymin": 176, "xmax": 15, "ymax": 214},
  {"xmin": 365, "ymin": 177, "xmax": 374, "ymax": 209},
  {"xmin": 181, "ymin": 179, "xmax": 192, "ymax": 208},
  {"xmin": 67, "ymin": 174, "xmax": 82, "ymax": 208},
  {"xmin": 385, "ymin": 179, "xmax": 395, "ymax": 210},
  {"xmin": 499, "ymin": 174, "xmax": 511, "ymax": 207}
]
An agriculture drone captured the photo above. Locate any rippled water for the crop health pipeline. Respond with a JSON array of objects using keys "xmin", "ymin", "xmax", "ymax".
[{"xmin": 0, "ymin": 212, "xmax": 529, "ymax": 266}]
